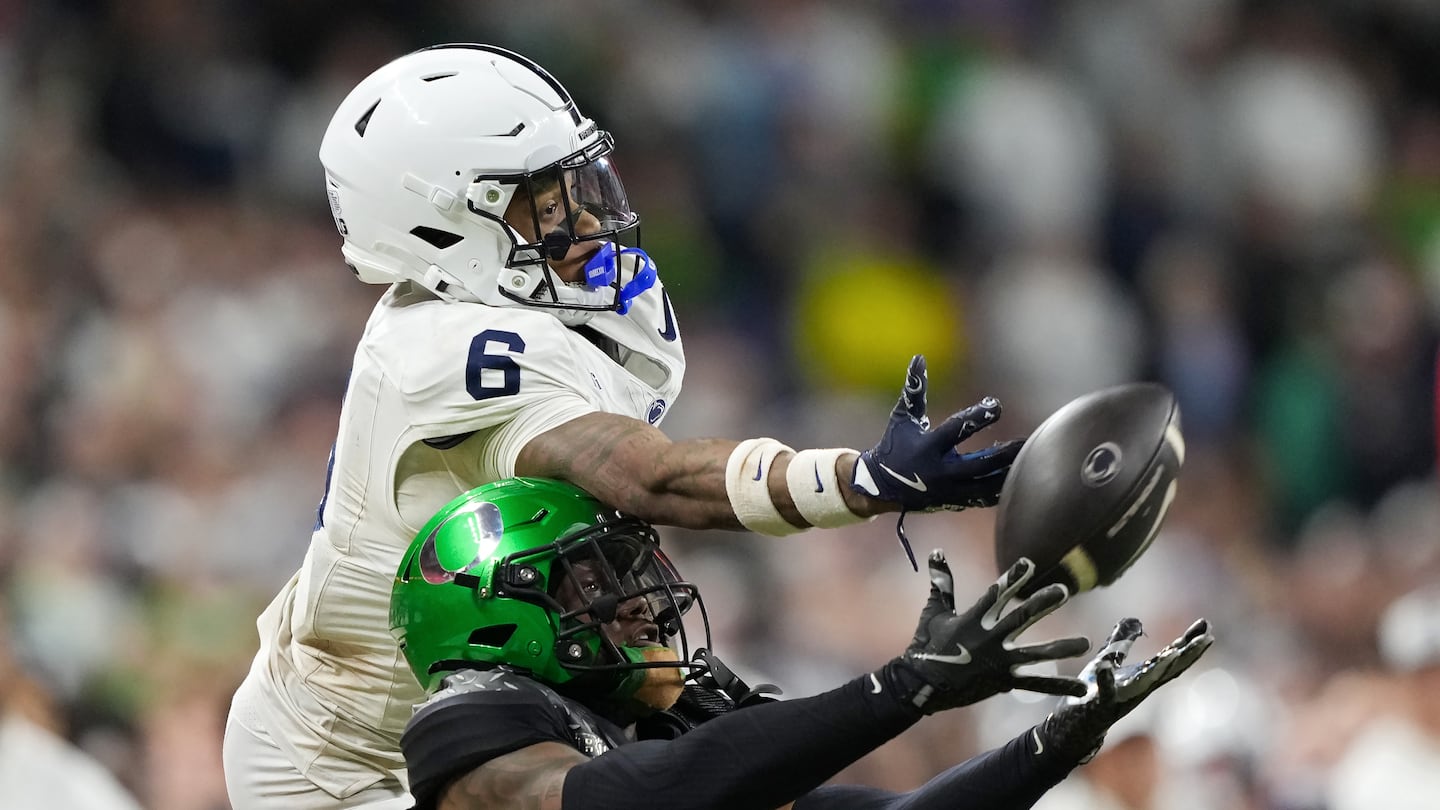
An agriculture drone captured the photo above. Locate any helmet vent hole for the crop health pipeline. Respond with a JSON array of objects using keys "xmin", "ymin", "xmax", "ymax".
[
  {"xmin": 469, "ymin": 624, "xmax": 518, "ymax": 649},
  {"xmin": 354, "ymin": 99, "xmax": 381, "ymax": 136},
  {"xmin": 421, "ymin": 72, "xmax": 458, "ymax": 82},
  {"xmin": 410, "ymin": 226, "xmax": 464, "ymax": 249}
]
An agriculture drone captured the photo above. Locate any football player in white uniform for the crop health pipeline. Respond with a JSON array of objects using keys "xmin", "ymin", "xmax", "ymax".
[{"xmin": 222, "ymin": 44, "xmax": 1029, "ymax": 809}]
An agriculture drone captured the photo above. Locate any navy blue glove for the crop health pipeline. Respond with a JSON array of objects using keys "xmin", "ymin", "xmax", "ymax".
[{"xmin": 852, "ymin": 355, "xmax": 1024, "ymax": 512}]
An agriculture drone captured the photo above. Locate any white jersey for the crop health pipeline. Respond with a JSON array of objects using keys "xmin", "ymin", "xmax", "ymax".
[{"xmin": 244, "ymin": 279, "xmax": 684, "ymax": 798}]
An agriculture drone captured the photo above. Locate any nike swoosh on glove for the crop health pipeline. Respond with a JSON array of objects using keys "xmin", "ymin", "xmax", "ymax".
[
  {"xmin": 880, "ymin": 551, "xmax": 1090, "ymax": 716},
  {"xmin": 852, "ymin": 355, "xmax": 1024, "ymax": 513}
]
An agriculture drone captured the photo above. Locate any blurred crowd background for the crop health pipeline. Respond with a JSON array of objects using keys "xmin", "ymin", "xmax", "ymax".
[{"xmin": 2, "ymin": 1, "xmax": 1438, "ymax": 808}]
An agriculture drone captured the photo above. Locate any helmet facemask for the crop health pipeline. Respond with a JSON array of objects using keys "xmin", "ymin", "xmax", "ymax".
[
  {"xmin": 466, "ymin": 134, "xmax": 654, "ymax": 323},
  {"xmin": 502, "ymin": 521, "xmax": 704, "ymax": 714}
]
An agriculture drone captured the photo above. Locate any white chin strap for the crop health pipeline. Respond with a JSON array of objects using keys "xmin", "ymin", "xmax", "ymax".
[
  {"xmin": 547, "ymin": 271, "xmax": 613, "ymax": 326},
  {"xmin": 494, "ymin": 251, "xmax": 629, "ymax": 325},
  {"xmin": 551, "ymin": 307, "xmax": 602, "ymax": 327}
]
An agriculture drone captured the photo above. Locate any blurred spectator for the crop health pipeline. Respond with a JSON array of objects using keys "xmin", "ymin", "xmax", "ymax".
[
  {"xmin": 0, "ymin": 603, "xmax": 143, "ymax": 810},
  {"xmin": 972, "ymin": 249, "xmax": 1147, "ymax": 424},
  {"xmin": 1032, "ymin": 708, "xmax": 1164, "ymax": 810},
  {"xmin": 924, "ymin": 37, "xmax": 1109, "ymax": 252},
  {"xmin": 1137, "ymin": 232, "xmax": 1250, "ymax": 448},
  {"xmin": 1253, "ymin": 252, "xmax": 1437, "ymax": 537},
  {"xmin": 1325, "ymin": 585, "xmax": 1440, "ymax": 810}
]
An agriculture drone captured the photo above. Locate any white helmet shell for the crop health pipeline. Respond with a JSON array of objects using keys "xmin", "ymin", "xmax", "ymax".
[{"xmin": 319, "ymin": 44, "xmax": 638, "ymax": 323}]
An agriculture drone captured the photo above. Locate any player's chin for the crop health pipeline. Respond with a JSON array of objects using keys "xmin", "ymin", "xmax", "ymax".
[
  {"xmin": 633, "ymin": 647, "xmax": 685, "ymax": 710},
  {"xmin": 632, "ymin": 640, "xmax": 676, "ymax": 656}
]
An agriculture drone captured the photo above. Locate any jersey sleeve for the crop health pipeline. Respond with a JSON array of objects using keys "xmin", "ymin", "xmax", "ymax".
[
  {"xmin": 387, "ymin": 303, "xmax": 601, "ymax": 473},
  {"xmin": 401, "ymin": 669, "xmax": 578, "ymax": 809}
]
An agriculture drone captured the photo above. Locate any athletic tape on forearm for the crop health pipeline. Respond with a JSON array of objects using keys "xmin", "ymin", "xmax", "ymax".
[
  {"xmin": 725, "ymin": 438, "xmax": 804, "ymax": 536},
  {"xmin": 786, "ymin": 448, "xmax": 869, "ymax": 528}
]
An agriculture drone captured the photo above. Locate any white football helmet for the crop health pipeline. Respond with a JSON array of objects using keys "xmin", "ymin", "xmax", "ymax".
[{"xmin": 319, "ymin": 44, "xmax": 644, "ymax": 324}]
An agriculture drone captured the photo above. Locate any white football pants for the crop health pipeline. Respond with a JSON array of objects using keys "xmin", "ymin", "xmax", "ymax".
[{"xmin": 222, "ymin": 675, "xmax": 412, "ymax": 810}]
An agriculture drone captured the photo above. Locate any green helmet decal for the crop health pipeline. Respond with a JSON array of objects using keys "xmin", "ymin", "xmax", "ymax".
[{"xmin": 390, "ymin": 478, "xmax": 707, "ymax": 698}]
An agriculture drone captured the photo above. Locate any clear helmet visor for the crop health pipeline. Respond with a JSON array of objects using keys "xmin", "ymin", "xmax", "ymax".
[
  {"xmin": 501, "ymin": 135, "xmax": 639, "ymax": 263},
  {"xmin": 468, "ymin": 133, "xmax": 650, "ymax": 320},
  {"xmin": 563, "ymin": 154, "xmax": 635, "ymax": 235}
]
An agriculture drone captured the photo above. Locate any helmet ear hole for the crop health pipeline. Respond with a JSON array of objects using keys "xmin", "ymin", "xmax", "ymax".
[
  {"xmin": 410, "ymin": 226, "xmax": 464, "ymax": 249},
  {"xmin": 467, "ymin": 624, "xmax": 517, "ymax": 649}
]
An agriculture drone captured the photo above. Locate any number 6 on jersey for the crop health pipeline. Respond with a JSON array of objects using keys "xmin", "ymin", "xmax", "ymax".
[{"xmin": 467, "ymin": 329, "xmax": 525, "ymax": 400}]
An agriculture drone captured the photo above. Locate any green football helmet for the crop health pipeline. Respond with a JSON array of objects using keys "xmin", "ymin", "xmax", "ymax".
[{"xmin": 391, "ymin": 478, "xmax": 707, "ymax": 705}]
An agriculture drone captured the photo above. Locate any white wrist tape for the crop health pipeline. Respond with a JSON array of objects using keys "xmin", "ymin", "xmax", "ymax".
[
  {"xmin": 725, "ymin": 438, "xmax": 804, "ymax": 536},
  {"xmin": 786, "ymin": 447, "xmax": 870, "ymax": 528}
]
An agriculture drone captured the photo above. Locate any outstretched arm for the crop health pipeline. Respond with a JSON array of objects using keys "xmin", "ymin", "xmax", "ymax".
[
  {"xmin": 440, "ymin": 740, "xmax": 798, "ymax": 810},
  {"xmin": 795, "ymin": 725, "xmax": 1081, "ymax": 810},
  {"xmin": 516, "ymin": 355, "xmax": 1022, "ymax": 534},
  {"xmin": 431, "ymin": 673, "xmax": 914, "ymax": 810},
  {"xmin": 429, "ymin": 558, "xmax": 1086, "ymax": 810},
  {"xmin": 793, "ymin": 616, "xmax": 1216, "ymax": 810},
  {"xmin": 515, "ymin": 412, "xmax": 877, "ymax": 530}
]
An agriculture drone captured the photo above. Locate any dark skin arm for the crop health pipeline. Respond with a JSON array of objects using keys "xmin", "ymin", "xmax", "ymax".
[
  {"xmin": 514, "ymin": 411, "xmax": 897, "ymax": 530},
  {"xmin": 438, "ymin": 742, "xmax": 580, "ymax": 810},
  {"xmin": 437, "ymin": 741, "xmax": 796, "ymax": 810},
  {"xmin": 508, "ymin": 177, "xmax": 896, "ymax": 532}
]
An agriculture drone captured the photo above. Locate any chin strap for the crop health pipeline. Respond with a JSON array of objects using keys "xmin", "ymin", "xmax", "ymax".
[
  {"xmin": 421, "ymin": 263, "xmax": 471, "ymax": 303},
  {"xmin": 691, "ymin": 648, "xmax": 782, "ymax": 708}
]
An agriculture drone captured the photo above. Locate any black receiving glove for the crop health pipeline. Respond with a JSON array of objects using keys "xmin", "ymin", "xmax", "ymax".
[
  {"xmin": 883, "ymin": 551, "xmax": 1091, "ymax": 715},
  {"xmin": 851, "ymin": 355, "xmax": 1024, "ymax": 514},
  {"xmin": 1038, "ymin": 617, "xmax": 1215, "ymax": 763}
]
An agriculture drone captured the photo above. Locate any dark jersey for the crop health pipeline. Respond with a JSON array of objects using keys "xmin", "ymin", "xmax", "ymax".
[
  {"xmin": 401, "ymin": 668, "xmax": 629, "ymax": 809},
  {"xmin": 401, "ymin": 666, "xmax": 749, "ymax": 808},
  {"xmin": 402, "ymin": 666, "xmax": 1075, "ymax": 810}
]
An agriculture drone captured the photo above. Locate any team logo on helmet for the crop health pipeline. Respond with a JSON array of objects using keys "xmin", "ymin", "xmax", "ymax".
[{"xmin": 419, "ymin": 501, "xmax": 504, "ymax": 584}]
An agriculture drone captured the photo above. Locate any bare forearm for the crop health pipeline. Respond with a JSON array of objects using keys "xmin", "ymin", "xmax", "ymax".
[
  {"xmin": 515, "ymin": 413, "xmax": 895, "ymax": 530},
  {"xmin": 439, "ymin": 742, "xmax": 581, "ymax": 810}
]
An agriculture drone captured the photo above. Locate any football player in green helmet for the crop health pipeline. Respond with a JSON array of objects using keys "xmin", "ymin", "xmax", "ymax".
[
  {"xmin": 390, "ymin": 478, "xmax": 1215, "ymax": 810},
  {"xmin": 391, "ymin": 476, "xmax": 710, "ymax": 723}
]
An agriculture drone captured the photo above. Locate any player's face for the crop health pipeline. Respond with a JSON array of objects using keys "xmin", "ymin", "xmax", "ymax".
[
  {"xmin": 504, "ymin": 170, "xmax": 604, "ymax": 284},
  {"xmin": 554, "ymin": 559, "xmax": 665, "ymax": 650}
]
